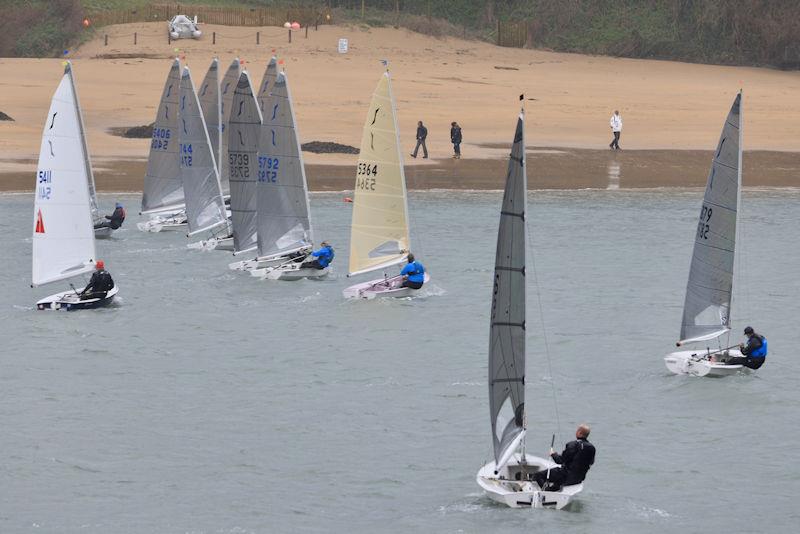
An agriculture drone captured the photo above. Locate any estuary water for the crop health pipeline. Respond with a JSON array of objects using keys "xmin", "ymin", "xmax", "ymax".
[{"xmin": 1, "ymin": 189, "xmax": 799, "ymax": 533}]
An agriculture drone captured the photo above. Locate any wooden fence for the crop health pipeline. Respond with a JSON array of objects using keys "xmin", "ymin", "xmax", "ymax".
[
  {"xmin": 89, "ymin": 4, "xmax": 332, "ymax": 28},
  {"xmin": 497, "ymin": 20, "xmax": 530, "ymax": 49}
]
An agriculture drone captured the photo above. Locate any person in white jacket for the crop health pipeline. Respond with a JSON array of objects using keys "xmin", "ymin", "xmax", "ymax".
[{"xmin": 609, "ymin": 110, "xmax": 622, "ymax": 150}]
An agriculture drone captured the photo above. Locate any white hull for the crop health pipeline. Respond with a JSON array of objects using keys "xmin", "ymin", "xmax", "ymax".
[
  {"xmin": 476, "ymin": 453, "xmax": 583, "ymax": 510},
  {"xmin": 36, "ymin": 285, "xmax": 119, "ymax": 311},
  {"xmin": 342, "ymin": 273, "xmax": 430, "ymax": 300},
  {"xmin": 229, "ymin": 255, "xmax": 284, "ymax": 272},
  {"xmin": 252, "ymin": 263, "xmax": 329, "ymax": 281},
  {"xmin": 93, "ymin": 226, "xmax": 114, "ymax": 239},
  {"xmin": 664, "ymin": 349, "xmax": 746, "ymax": 377},
  {"xmin": 137, "ymin": 212, "xmax": 188, "ymax": 233},
  {"xmin": 187, "ymin": 235, "xmax": 233, "ymax": 251}
]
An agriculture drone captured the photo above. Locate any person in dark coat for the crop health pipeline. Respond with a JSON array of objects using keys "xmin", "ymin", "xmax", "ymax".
[
  {"xmin": 410, "ymin": 121, "xmax": 428, "ymax": 158},
  {"xmin": 717, "ymin": 326, "xmax": 767, "ymax": 370},
  {"xmin": 533, "ymin": 424, "xmax": 596, "ymax": 491},
  {"xmin": 450, "ymin": 121, "xmax": 462, "ymax": 159},
  {"xmin": 80, "ymin": 260, "xmax": 115, "ymax": 300},
  {"xmin": 94, "ymin": 202, "xmax": 126, "ymax": 229}
]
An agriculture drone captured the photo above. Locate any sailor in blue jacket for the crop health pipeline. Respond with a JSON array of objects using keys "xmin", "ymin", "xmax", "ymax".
[
  {"xmin": 719, "ymin": 326, "xmax": 767, "ymax": 369},
  {"xmin": 400, "ymin": 253, "xmax": 425, "ymax": 289},
  {"xmin": 301, "ymin": 241, "xmax": 334, "ymax": 270}
]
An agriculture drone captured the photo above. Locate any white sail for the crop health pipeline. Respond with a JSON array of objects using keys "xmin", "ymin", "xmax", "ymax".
[
  {"xmin": 198, "ymin": 58, "xmax": 222, "ymax": 183},
  {"xmin": 141, "ymin": 58, "xmax": 183, "ymax": 214},
  {"xmin": 177, "ymin": 67, "xmax": 227, "ymax": 236},
  {"xmin": 32, "ymin": 62, "xmax": 97, "ymax": 287},
  {"xmin": 63, "ymin": 64, "xmax": 100, "ymax": 222},
  {"xmin": 228, "ymin": 70, "xmax": 262, "ymax": 254},
  {"xmin": 219, "ymin": 58, "xmax": 241, "ymax": 196},
  {"xmin": 347, "ymin": 70, "xmax": 410, "ymax": 277},
  {"xmin": 679, "ymin": 93, "xmax": 742, "ymax": 345},
  {"xmin": 255, "ymin": 69, "xmax": 313, "ymax": 259},
  {"xmin": 489, "ymin": 110, "xmax": 527, "ymax": 465},
  {"xmin": 256, "ymin": 56, "xmax": 278, "ymax": 115}
]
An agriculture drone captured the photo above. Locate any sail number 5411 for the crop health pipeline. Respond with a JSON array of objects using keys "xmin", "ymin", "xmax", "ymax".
[{"xmin": 697, "ymin": 204, "xmax": 712, "ymax": 240}]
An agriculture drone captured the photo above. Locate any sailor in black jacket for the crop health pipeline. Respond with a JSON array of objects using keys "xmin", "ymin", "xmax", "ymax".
[
  {"xmin": 80, "ymin": 260, "xmax": 115, "ymax": 300},
  {"xmin": 533, "ymin": 424, "xmax": 596, "ymax": 491}
]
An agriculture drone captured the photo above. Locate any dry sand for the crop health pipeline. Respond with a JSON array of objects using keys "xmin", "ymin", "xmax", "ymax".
[{"xmin": 1, "ymin": 22, "xmax": 799, "ymax": 191}]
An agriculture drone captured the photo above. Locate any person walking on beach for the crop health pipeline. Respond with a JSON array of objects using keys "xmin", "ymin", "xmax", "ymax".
[
  {"xmin": 411, "ymin": 121, "xmax": 428, "ymax": 159},
  {"xmin": 450, "ymin": 122, "xmax": 462, "ymax": 159},
  {"xmin": 609, "ymin": 110, "xmax": 622, "ymax": 150}
]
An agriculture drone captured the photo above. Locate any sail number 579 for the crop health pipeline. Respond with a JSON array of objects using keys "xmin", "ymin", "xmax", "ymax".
[{"xmin": 697, "ymin": 204, "xmax": 712, "ymax": 240}]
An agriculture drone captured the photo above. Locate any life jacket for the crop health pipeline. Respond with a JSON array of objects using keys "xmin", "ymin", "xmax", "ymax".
[
  {"xmin": 406, "ymin": 261, "xmax": 425, "ymax": 283},
  {"xmin": 750, "ymin": 335, "xmax": 767, "ymax": 358},
  {"xmin": 317, "ymin": 246, "xmax": 334, "ymax": 268}
]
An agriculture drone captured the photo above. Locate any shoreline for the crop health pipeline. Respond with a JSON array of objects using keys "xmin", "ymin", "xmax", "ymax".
[{"xmin": 2, "ymin": 148, "xmax": 798, "ymax": 192}]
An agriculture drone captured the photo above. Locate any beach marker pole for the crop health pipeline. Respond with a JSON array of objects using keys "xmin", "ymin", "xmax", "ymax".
[
  {"xmin": 288, "ymin": 29, "xmax": 292, "ymax": 43},
  {"xmin": 256, "ymin": 31, "xmax": 260, "ymax": 45},
  {"xmin": 104, "ymin": 34, "xmax": 108, "ymax": 46},
  {"xmin": 134, "ymin": 32, "xmax": 137, "ymax": 45},
  {"xmin": 212, "ymin": 31, "xmax": 216, "ymax": 44}
]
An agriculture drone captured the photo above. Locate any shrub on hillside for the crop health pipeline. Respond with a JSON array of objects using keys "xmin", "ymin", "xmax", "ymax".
[{"xmin": 0, "ymin": 0, "xmax": 85, "ymax": 58}]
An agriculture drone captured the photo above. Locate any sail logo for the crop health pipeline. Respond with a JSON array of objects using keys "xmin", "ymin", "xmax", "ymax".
[
  {"xmin": 37, "ymin": 170, "xmax": 52, "ymax": 200},
  {"xmin": 35, "ymin": 209, "xmax": 45, "ymax": 233}
]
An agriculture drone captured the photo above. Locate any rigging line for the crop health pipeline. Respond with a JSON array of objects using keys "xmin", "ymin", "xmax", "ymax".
[{"xmin": 525, "ymin": 200, "xmax": 562, "ymax": 443}]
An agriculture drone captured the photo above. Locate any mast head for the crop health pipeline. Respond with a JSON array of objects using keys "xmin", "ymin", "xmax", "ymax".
[{"xmin": 63, "ymin": 60, "xmax": 72, "ymax": 75}]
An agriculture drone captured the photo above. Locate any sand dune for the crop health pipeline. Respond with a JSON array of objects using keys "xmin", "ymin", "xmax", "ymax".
[{"xmin": 0, "ymin": 22, "xmax": 798, "ymax": 190}]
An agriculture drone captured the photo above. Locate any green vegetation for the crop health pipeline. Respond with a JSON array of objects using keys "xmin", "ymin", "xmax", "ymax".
[{"xmin": 0, "ymin": 0, "xmax": 88, "ymax": 58}]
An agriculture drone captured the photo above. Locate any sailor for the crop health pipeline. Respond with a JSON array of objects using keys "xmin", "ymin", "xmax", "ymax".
[
  {"xmin": 300, "ymin": 241, "xmax": 334, "ymax": 270},
  {"xmin": 719, "ymin": 326, "xmax": 767, "ymax": 369},
  {"xmin": 533, "ymin": 424, "xmax": 596, "ymax": 491},
  {"xmin": 80, "ymin": 260, "xmax": 115, "ymax": 300},
  {"xmin": 400, "ymin": 253, "xmax": 425, "ymax": 289},
  {"xmin": 94, "ymin": 202, "xmax": 126, "ymax": 230}
]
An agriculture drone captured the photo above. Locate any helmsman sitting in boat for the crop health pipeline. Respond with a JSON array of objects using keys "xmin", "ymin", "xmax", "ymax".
[
  {"xmin": 80, "ymin": 260, "xmax": 115, "ymax": 300},
  {"xmin": 94, "ymin": 202, "xmax": 126, "ymax": 230},
  {"xmin": 533, "ymin": 424, "xmax": 596, "ymax": 491},
  {"xmin": 300, "ymin": 241, "xmax": 334, "ymax": 270},
  {"xmin": 716, "ymin": 326, "xmax": 767, "ymax": 370},
  {"xmin": 400, "ymin": 253, "xmax": 426, "ymax": 290}
]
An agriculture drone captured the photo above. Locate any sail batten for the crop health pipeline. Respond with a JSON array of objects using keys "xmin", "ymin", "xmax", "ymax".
[
  {"xmin": 32, "ymin": 62, "xmax": 97, "ymax": 288},
  {"xmin": 679, "ymin": 93, "xmax": 742, "ymax": 343},
  {"xmin": 255, "ymin": 64, "xmax": 314, "ymax": 259},
  {"xmin": 228, "ymin": 70, "xmax": 262, "ymax": 254},
  {"xmin": 178, "ymin": 66, "xmax": 227, "ymax": 236},
  {"xmin": 347, "ymin": 71, "xmax": 410, "ymax": 277},
  {"xmin": 489, "ymin": 111, "xmax": 527, "ymax": 465},
  {"xmin": 141, "ymin": 59, "xmax": 183, "ymax": 213}
]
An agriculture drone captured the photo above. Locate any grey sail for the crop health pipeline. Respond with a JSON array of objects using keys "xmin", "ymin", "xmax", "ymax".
[
  {"xmin": 256, "ymin": 56, "xmax": 278, "ymax": 115},
  {"xmin": 177, "ymin": 67, "xmax": 227, "ymax": 236},
  {"xmin": 679, "ymin": 92, "xmax": 742, "ymax": 344},
  {"xmin": 228, "ymin": 70, "xmax": 262, "ymax": 254},
  {"xmin": 489, "ymin": 110, "xmax": 527, "ymax": 465},
  {"xmin": 219, "ymin": 58, "xmax": 241, "ymax": 196},
  {"xmin": 198, "ymin": 58, "xmax": 221, "ymax": 184},
  {"xmin": 256, "ymin": 70, "xmax": 314, "ymax": 259},
  {"xmin": 141, "ymin": 59, "xmax": 183, "ymax": 214}
]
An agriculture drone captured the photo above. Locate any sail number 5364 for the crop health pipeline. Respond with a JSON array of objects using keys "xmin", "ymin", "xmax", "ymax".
[{"xmin": 356, "ymin": 163, "xmax": 378, "ymax": 190}]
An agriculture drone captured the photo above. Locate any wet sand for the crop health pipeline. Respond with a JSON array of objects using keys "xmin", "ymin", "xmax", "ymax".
[{"xmin": 2, "ymin": 149, "xmax": 798, "ymax": 192}]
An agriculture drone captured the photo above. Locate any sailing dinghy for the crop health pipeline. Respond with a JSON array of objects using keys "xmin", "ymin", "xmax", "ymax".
[
  {"xmin": 664, "ymin": 92, "xmax": 747, "ymax": 377},
  {"xmin": 227, "ymin": 70, "xmax": 262, "ymax": 256},
  {"xmin": 475, "ymin": 103, "xmax": 581, "ymax": 510},
  {"xmin": 138, "ymin": 58, "xmax": 187, "ymax": 232},
  {"xmin": 177, "ymin": 66, "xmax": 228, "ymax": 239},
  {"xmin": 235, "ymin": 64, "xmax": 324, "ymax": 280},
  {"xmin": 341, "ymin": 67, "xmax": 429, "ymax": 299},
  {"xmin": 33, "ymin": 62, "xmax": 119, "ymax": 310}
]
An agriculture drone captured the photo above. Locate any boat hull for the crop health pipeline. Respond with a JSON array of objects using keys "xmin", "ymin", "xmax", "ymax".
[
  {"xmin": 94, "ymin": 227, "xmax": 114, "ymax": 239},
  {"xmin": 137, "ymin": 212, "xmax": 188, "ymax": 233},
  {"xmin": 229, "ymin": 255, "xmax": 285, "ymax": 272},
  {"xmin": 342, "ymin": 273, "xmax": 430, "ymax": 300},
  {"xmin": 664, "ymin": 349, "xmax": 746, "ymax": 377},
  {"xmin": 251, "ymin": 263, "xmax": 329, "ymax": 281},
  {"xmin": 36, "ymin": 285, "xmax": 119, "ymax": 311},
  {"xmin": 476, "ymin": 453, "xmax": 582, "ymax": 510},
  {"xmin": 188, "ymin": 235, "xmax": 233, "ymax": 251}
]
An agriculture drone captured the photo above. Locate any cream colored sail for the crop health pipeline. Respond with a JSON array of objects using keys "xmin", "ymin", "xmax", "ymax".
[{"xmin": 347, "ymin": 70, "xmax": 410, "ymax": 277}]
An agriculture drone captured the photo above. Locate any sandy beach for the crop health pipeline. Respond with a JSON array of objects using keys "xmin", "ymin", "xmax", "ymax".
[{"xmin": 1, "ymin": 22, "xmax": 799, "ymax": 191}]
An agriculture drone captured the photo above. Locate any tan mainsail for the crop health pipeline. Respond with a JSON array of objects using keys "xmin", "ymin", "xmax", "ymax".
[{"xmin": 347, "ymin": 71, "xmax": 410, "ymax": 277}]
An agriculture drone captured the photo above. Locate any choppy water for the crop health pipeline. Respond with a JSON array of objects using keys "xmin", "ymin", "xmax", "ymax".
[{"xmin": 2, "ymin": 189, "xmax": 799, "ymax": 533}]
